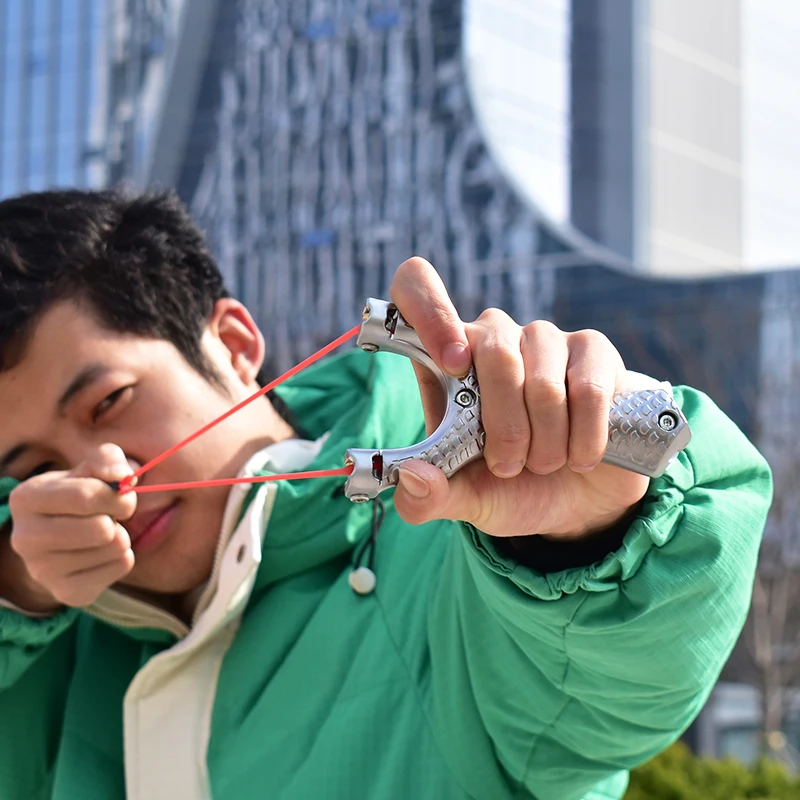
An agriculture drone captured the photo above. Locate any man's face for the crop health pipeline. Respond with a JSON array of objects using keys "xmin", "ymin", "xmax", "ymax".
[{"xmin": 0, "ymin": 299, "xmax": 290, "ymax": 595}]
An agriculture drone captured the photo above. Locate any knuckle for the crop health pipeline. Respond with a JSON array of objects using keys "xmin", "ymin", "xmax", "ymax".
[
  {"xmin": 71, "ymin": 483, "xmax": 100, "ymax": 514},
  {"xmin": 8, "ymin": 528, "xmax": 26, "ymax": 556},
  {"xmin": 96, "ymin": 442, "xmax": 125, "ymax": 460},
  {"xmin": 527, "ymin": 377, "xmax": 567, "ymax": 408},
  {"xmin": 477, "ymin": 307, "xmax": 513, "ymax": 326},
  {"xmin": 60, "ymin": 586, "xmax": 97, "ymax": 608},
  {"xmin": 422, "ymin": 303, "xmax": 459, "ymax": 334},
  {"xmin": 107, "ymin": 551, "xmax": 134, "ymax": 583},
  {"xmin": 49, "ymin": 585, "xmax": 70, "ymax": 605},
  {"xmin": 392, "ymin": 258, "xmax": 436, "ymax": 299},
  {"xmin": 477, "ymin": 336, "xmax": 519, "ymax": 369},
  {"xmin": 112, "ymin": 524, "xmax": 131, "ymax": 552},
  {"xmin": 10, "ymin": 526, "xmax": 42, "ymax": 560},
  {"xmin": 568, "ymin": 377, "xmax": 610, "ymax": 408},
  {"xmin": 119, "ymin": 549, "xmax": 135, "ymax": 574},
  {"xmin": 115, "ymin": 494, "xmax": 138, "ymax": 522},
  {"xmin": 91, "ymin": 443, "xmax": 128, "ymax": 473},
  {"xmin": 523, "ymin": 319, "xmax": 560, "ymax": 339},
  {"xmin": 570, "ymin": 327, "xmax": 611, "ymax": 349},
  {"xmin": 8, "ymin": 481, "xmax": 36, "ymax": 514},
  {"xmin": 571, "ymin": 438, "xmax": 607, "ymax": 464},
  {"xmin": 489, "ymin": 421, "xmax": 529, "ymax": 447},
  {"xmin": 25, "ymin": 560, "xmax": 48, "ymax": 585},
  {"xmin": 97, "ymin": 517, "xmax": 118, "ymax": 545}
]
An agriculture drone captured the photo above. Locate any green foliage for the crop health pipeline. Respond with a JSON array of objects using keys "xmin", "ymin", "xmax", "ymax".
[{"xmin": 625, "ymin": 741, "xmax": 800, "ymax": 800}]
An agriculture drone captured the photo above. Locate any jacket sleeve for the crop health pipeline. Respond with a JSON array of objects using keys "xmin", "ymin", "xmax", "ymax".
[
  {"xmin": 0, "ymin": 604, "xmax": 78, "ymax": 798},
  {"xmin": 428, "ymin": 387, "xmax": 773, "ymax": 800}
]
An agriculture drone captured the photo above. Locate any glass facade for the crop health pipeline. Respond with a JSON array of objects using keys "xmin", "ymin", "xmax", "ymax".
[
  {"xmin": 187, "ymin": 0, "xmax": 557, "ymax": 376},
  {"xmin": 0, "ymin": 0, "xmax": 186, "ymax": 200},
  {"xmin": 104, "ymin": 0, "xmax": 185, "ymax": 187},
  {"xmin": 0, "ymin": 0, "xmax": 107, "ymax": 197}
]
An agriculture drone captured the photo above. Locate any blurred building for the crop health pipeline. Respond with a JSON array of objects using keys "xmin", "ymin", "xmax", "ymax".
[
  {"xmin": 0, "ymin": 0, "xmax": 187, "ymax": 196},
  {"xmin": 0, "ymin": 0, "xmax": 108, "ymax": 195},
  {"xmin": 113, "ymin": 0, "xmax": 798, "ymax": 384},
  {"xmin": 184, "ymin": 0, "xmax": 554, "ymax": 372},
  {"xmin": 469, "ymin": 0, "xmax": 800, "ymax": 277}
]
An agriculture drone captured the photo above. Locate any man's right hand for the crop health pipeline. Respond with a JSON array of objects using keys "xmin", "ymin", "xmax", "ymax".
[{"xmin": 1, "ymin": 444, "xmax": 137, "ymax": 613}]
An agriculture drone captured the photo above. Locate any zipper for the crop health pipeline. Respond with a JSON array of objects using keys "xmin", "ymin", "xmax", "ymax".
[{"xmin": 190, "ymin": 479, "xmax": 277, "ymax": 627}]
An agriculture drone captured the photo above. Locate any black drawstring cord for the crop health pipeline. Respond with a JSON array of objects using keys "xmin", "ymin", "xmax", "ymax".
[{"xmin": 349, "ymin": 497, "xmax": 385, "ymax": 595}]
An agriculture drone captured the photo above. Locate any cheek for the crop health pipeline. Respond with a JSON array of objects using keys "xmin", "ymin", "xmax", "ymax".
[
  {"xmin": 121, "ymin": 371, "xmax": 269, "ymax": 488},
  {"xmin": 142, "ymin": 424, "xmax": 251, "ymax": 485},
  {"xmin": 127, "ymin": 382, "xmax": 234, "ymax": 464}
]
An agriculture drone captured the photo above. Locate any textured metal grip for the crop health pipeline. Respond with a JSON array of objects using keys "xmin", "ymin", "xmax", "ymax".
[
  {"xmin": 605, "ymin": 388, "xmax": 691, "ymax": 477},
  {"xmin": 343, "ymin": 299, "xmax": 691, "ymax": 501}
]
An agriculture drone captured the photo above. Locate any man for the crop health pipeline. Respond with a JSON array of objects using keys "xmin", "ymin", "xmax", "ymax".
[{"xmin": 0, "ymin": 189, "xmax": 772, "ymax": 800}]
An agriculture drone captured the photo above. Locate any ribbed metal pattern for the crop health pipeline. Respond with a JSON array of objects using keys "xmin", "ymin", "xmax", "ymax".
[{"xmin": 189, "ymin": 0, "xmax": 555, "ymax": 375}]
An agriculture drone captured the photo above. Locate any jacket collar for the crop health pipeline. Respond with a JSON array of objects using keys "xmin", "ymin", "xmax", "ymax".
[{"xmin": 249, "ymin": 349, "xmax": 425, "ymax": 592}]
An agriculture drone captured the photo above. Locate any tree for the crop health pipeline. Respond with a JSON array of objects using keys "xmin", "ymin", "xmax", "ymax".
[{"xmin": 625, "ymin": 741, "xmax": 800, "ymax": 799}]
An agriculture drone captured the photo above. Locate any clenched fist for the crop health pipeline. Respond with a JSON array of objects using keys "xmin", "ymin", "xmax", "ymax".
[
  {"xmin": 389, "ymin": 257, "xmax": 651, "ymax": 540},
  {"xmin": 2, "ymin": 444, "xmax": 136, "ymax": 612}
]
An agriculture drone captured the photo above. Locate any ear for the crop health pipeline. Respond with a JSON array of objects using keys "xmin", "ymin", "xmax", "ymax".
[{"xmin": 205, "ymin": 298, "xmax": 265, "ymax": 386}]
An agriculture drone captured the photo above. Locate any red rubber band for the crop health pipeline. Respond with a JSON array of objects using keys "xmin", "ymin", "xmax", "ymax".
[
  {"xmin": 120, "ymin": 464, "xmax": 354, "ymax": 495},
  {"xmin": 119, "ymin": 324, "xmax": 361, "ymax": 491}
]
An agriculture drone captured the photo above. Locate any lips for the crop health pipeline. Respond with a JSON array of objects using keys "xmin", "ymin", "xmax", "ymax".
[{"xmin": 124, "ymin": 502, "xmax": 178, "ymax": 545}]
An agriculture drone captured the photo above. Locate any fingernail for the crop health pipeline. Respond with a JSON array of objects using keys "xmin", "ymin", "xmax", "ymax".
[
  {"xmin": 442, "ymin": 342, "xmax": 469, "ymax": 375},
  {"xmin": 492, "ymin": 462, "xmax": 524, "ymax": 478},
  {"xmin": 398, "ymin": 468, "xmax": 431, "ymax": 499}
]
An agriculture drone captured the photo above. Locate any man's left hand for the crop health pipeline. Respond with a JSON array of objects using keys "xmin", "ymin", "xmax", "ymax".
[{"xmin": 390, "ymin": 257, "xmax": 650, "ymax": 540}]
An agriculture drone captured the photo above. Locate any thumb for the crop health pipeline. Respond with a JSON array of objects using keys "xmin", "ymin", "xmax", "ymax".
[
  {"xmin": 71, "ymin": 443, "xmax": 137, "ymax": 484},
  {"xmin": 394, "ymin": 459, "xmax": 479, "ymax": 525},
  {"xmin": 70, "ymin": 444, "xmax": 139, "ymax": 519}
]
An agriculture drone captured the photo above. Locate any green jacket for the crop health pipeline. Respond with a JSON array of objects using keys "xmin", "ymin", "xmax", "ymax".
[{"xmin": 0, "ymin": 351, "xmax": 772, "ymax": 800}]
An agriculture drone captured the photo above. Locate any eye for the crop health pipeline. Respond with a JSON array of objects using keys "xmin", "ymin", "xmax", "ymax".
[
  {"xmin": 27, "ymin": 462, "xmax": 59, "ymax": 479},
  {"xmin": 92, "ymin": 386, "xmax": 132, "ymax": 423}
]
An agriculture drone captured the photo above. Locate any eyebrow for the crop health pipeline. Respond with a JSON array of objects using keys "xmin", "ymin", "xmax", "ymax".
[
  {"xmin": 0, "ymin": 363, "xmax": 111, "ymax": 476},
  {"xmin": 57, "ymin": 363, "xmax": 111, "ymax": 414}
]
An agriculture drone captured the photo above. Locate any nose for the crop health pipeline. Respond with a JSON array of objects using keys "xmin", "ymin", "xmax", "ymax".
[{"xmin": 65, "ymin": 442, "xmax": 143, "ymax": 479}]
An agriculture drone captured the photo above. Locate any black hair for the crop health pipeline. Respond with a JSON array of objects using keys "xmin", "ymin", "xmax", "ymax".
[
  {"xmin": 0, "ymin": 188, "xmax": 230, "ymax": 383},
  {"xmin": 0, "ymin": 188, "xmax": 302, "ymax": 430}
]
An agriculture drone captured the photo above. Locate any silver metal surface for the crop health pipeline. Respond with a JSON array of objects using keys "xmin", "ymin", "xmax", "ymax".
[
  {"xmin": 344, "ymin": 298, "xmax": 691, "ymax": 501},
  {"xmin": 604, "ymin": 388, "xmax": 691, "ymax": 477}
]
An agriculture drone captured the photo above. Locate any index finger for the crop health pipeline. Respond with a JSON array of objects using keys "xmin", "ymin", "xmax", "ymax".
[
  {"xmin": 389, "ymin": 257, "xmax": 471, "ymax": 377},
  {"xmin": 10, "ymin": 472, "xmax": 136, "ymax": 522}
]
